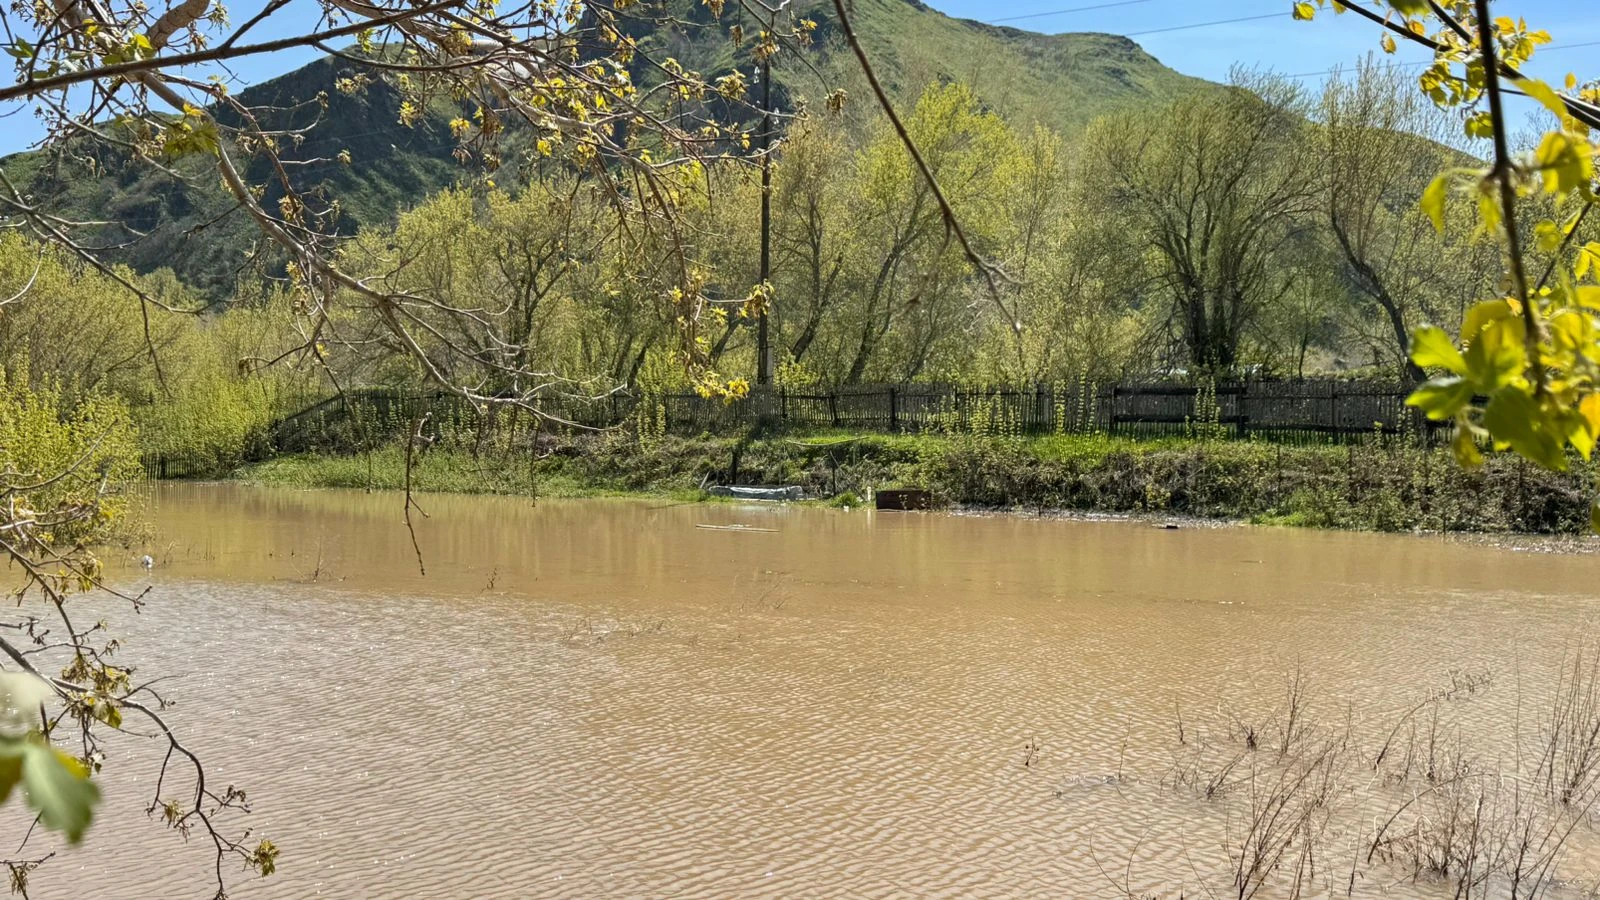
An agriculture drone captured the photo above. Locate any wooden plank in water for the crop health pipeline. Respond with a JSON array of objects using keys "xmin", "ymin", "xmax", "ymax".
[{"xmin": 876, "ymin": 489, "xmax": 932, "ymax": 511}]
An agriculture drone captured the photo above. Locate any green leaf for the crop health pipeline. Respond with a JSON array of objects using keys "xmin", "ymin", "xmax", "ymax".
[
  {"xmin": 1517, "ymin": 77, "xmax": 1572, "ymax": 122},
  {"xmin": 0, "ymin": 741, "xmax": 22, "ymax": 807},
  {"xmin": 1534, "ymin": 131, "xmax": 1594, "ymax": 195},
  {"xmin": 1463, "ymin": 314, "xmax": 1526, "ymax": 392},
  {"xmin": 1421, "ymin": 172, "xmax": 1450, "ymax": 232},
  {"xmin": 1564, "ymin": 410, "xmax": 1596, "ymax": 461},
  {"xmin": 1410, "ymin": 325, "xmax": 1468, "ymax": 375},
  {"xmin": 1592, "ymin": 501, "xmax": 1600, "ymax": 533},
  {"xmin": 1534, "ymin": 219, "xmax": 1564, "ymax": 253},
  {"xmin": 1576, "ymin": 242, "xmax": 1600, "ymax": 280},
  {"xmin": 0, "ymin": 673, "xmax": 50, "ymax": 726},
  {"xmin": 1483, "ymin": 385, "xmax": 1567, "ymax": 471},
  {"xmin": 1464, "ymin": 111, "xmax": 1494, "ymax": 140},
  {"xmin": 1476, "ymin": 186, "xmax": 1504, "ymax": 236},
  {"xmin": 1581, "ymin": 393, "xmax": 1600, "ymax": 446},
  {"xmin": 1452, "ymin": 426, "xmax": 1484, "ymax": 469},
  {"xmin": 1461, "ymin": 300, "xmax": 1515, "ymax": 343},
  {"xmin": 91, "ymin": 702, "xmax": 122, "ymax": 729},
  {"xmin": 18, "ymin": 742, "xmax": 99, "ymax": 844},
  {"xmin": 1407, "ymin": 377, "xmax": 1475, "ymax": 420}
]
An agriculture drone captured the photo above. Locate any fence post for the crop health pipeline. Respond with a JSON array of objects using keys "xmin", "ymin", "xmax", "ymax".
[
  {"xmin": 888, "ymin": 387, "xmax": 899, "ymax": 431},
  {"xmin": 781, "ymin": 388, "xmax": 788, "ymax": 422},
  {"xmin": 1236, "ymin": 381, "xmax": 1250, "ymax": 439},
  {"xmin": 1329, "ymin": 384, "xmax": 1339, "ymax": 442},
  {"xmin": 829, "ymin": 393, "xmax": 840, "ymax": 428},
  {"xmin": 1109, "ymin": 385, "xmax": 1121, "ymax": 436}
]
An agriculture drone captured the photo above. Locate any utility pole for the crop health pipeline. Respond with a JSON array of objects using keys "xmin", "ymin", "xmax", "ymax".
[{"xmin": 756, "ymin": 39, "xmax": 774, "ymax": 385}]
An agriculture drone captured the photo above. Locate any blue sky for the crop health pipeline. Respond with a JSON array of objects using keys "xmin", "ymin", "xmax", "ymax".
[
  {"xmin": 1, "ymin": 0, "xmax": 1594, "ymax": 155},
  {"xmin": 930, "ymin": 0, "xmax": 1596, "ymax": 86}
]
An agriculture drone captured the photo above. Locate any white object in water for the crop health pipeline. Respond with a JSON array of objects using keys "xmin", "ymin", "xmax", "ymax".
[
  {"xmin": 707, "ymin": 485, "xmax": 803, "ymax": 501},
  {"xmin": 140, "ymin": 555, "xmax": 154, "ymax": 571}
]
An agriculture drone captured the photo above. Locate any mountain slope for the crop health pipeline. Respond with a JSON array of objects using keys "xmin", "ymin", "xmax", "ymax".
[
  {"xmin": 786, "ymin": 0, "xmax": 1210, "ymax": 133},
  {"xmin": 612, "ymin": 0, "xmax": 1211, "ymax": 134},
  {"xmin": 1, "ymin": 0, "xmax": 1213, "ymax": 298}
]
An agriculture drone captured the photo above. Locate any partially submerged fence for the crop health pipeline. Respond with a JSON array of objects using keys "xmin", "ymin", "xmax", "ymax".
[{"xmin": 263, "ymin": 377, "xmax": 1438, "ymax": 453}]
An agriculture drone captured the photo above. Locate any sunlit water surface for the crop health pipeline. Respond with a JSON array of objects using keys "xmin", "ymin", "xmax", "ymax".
[{"xmin": 9, "ymin": 483, "xmax": 1600, "ymax": 897}]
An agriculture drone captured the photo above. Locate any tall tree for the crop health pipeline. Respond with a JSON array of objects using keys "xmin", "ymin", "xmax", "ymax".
[
  {"xmin": 839, "ymin": 82, "xmax": 1015, "ymax": 384},
  {"xmin": 772, "ymin": 119, "xmax": 852, "ymax": 367},
  {"xmin": 1082, "ymin": 77, "xmax": 1318, "ymax": 374},
  {"xmin": 1318, "ymin": 59, "xmax": 1497, "ymax": 381}
]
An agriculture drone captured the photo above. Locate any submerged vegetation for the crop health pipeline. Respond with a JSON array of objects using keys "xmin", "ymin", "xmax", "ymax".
[
  {"xmin": 1098, "ymin": 638, "xmax": 1600, "ymax": 899},
  {"xmin": 1128, "ymin": 657, "xmax": 1600, "ymax": 899}
]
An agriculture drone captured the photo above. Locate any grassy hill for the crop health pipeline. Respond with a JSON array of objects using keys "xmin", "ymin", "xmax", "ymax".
[
  {"xmin": 0, "ymin": 0, "xmax": 1212, "ymax": 299},
  {"xmin": 609, "ymin": 0, "xmax": 1210, "ymax": 134}
]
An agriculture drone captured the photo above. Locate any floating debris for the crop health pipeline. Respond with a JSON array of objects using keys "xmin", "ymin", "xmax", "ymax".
[
  {"xmin": 696, "ymin": 524, "xmax": 779, "ymax": 533},
  {"xmin": 707, "ymin": 485, "xmax": 803, "ymax": 501}
]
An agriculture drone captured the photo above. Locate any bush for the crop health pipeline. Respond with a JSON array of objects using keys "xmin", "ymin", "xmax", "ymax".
[{"xmin": 0, "ymin": 363, "xmax": 140, "ymax": 545}]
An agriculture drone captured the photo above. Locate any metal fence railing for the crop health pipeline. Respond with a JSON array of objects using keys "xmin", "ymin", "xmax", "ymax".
[{"xmin": 257, "ymin": 378, "xmax": 1439, "ymax": 453}]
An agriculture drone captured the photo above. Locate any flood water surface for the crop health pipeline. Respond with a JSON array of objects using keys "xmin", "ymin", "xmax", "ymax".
[{"xmin": 20, "ymin": 483, "xmax": 1600, "ymax": 897}]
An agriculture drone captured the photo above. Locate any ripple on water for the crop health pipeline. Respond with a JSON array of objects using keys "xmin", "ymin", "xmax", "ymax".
[{"xmin": 11, "ymin": 483, "xmax": 1600, "ymax": 898}]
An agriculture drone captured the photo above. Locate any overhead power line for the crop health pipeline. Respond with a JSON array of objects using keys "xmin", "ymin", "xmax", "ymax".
[
  {"xmin": 1278, "ymin": 38, "xmax": 1600, "ymax": 81},
  {"xmin": 990, "ymin": 0, "xmax": 1153, "ymax": 24},
  {"xmin": 1123, "ymin": 12, "xmax": 1286, "ymax": 38},
  {"xmin": 986, "ymin": 6, "xmax": 1293, "ymax": 38}
]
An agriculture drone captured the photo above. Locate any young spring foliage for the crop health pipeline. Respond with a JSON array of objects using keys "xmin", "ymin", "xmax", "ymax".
[
  {"xmin": 0, "ymin": 675, "xmax": 99, "ymax": 846},
  {"xmin": 0, "ymin": 367, "xmax": 140, "ymax": 848},
  {"xmin": 1302, "ymin": 1, "xmax": 1600, "ymax": 519}
]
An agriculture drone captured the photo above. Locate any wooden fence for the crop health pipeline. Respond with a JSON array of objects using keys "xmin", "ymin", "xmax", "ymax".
[{"xmin": 262, "ymin": 378, "xmax": 1439, "ymax": 453}]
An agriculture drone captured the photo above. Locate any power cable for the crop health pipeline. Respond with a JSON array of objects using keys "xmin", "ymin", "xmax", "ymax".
[{"xmin": 990, "ymin": 0, "xmax": 1154, "ymax": 24}]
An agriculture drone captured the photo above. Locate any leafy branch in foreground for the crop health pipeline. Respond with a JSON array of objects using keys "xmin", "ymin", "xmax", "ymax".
[
  {"xmin": 0, "ymin": 368, "xmax": 273, "ymax": 896},
  {"xmin": 1301, "ymin": 1, "xmax": 1600, "ymax": 523}
]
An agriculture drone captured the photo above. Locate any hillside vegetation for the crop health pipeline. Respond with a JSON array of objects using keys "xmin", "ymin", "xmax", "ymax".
[{"xmin": 0, "ymin": 0, "xmax": 1208, "ymax": 300}]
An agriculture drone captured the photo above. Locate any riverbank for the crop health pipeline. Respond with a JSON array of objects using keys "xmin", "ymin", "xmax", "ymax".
[{"xmin": 233, "ymin": 431, "xmax": 1598, "ymax": 535}]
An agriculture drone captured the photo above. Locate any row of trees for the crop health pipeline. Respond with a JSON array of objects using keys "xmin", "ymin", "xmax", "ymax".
[
  {"xmin": 0, "ymin": 61, "xmax": 1569, "ymax": 450},
  {"xmin": 272, "ymin": 61, "xmax": 1519, "ymax": 396},
  {"xmin": 1, "ymin": 62, "xmax": 1519, "ymax": 446}
]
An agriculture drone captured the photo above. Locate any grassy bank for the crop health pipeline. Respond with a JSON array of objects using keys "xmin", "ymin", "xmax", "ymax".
[{"xmin": 234, "ymin": 430, "xmax": 1598, "ymax": 535}]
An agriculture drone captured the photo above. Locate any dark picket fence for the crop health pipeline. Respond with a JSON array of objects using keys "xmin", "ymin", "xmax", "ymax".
[{"xmin": 257, "ymin": 378, "xmax": 1440, "ymax": 456}]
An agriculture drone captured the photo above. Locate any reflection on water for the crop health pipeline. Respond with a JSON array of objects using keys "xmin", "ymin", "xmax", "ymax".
[{"xmin": 10, "ymin": 483, "xmax": 1600, "ymax": 897}]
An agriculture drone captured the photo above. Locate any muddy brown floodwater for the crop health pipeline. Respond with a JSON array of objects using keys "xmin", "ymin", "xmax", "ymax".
[{"xmin": 10, "ymin": 483, "xmax": 1600, "ymax": 898}]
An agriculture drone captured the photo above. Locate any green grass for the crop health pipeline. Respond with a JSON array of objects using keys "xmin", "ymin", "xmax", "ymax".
[
  {"xmin": 230, "ymin": 430, "xmax": 1598, "ymax": 535},
  {"xmin": 241, "ymin": 448, "xmax": 703, "ymax": 501}
]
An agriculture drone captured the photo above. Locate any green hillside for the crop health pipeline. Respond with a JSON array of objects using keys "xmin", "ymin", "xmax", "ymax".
[
  {"xmin": 784, "ymin": 0, "xmax": 1210, "ymax": 133},
  {"xmin": 0, "ymin": 0, "xmax": 1212, "ymax": 299},
  {"xmin": 610, "ymin": 0, "xmax": 1211, "ymax": 134}
]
